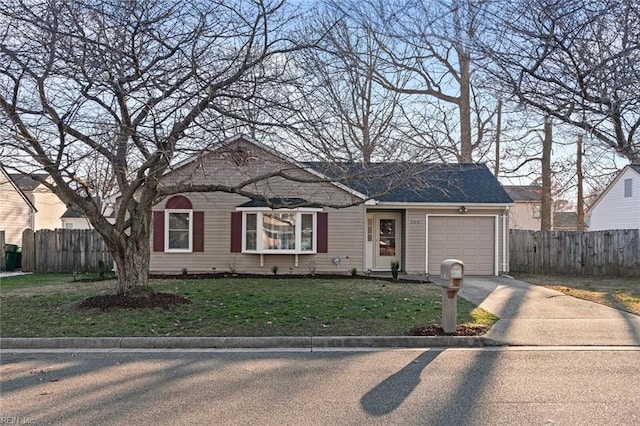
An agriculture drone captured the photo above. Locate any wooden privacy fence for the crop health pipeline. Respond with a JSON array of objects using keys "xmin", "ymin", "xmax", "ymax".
[
  {"xmin": 510, "ymin": 229, "xmax": 640, "ymax": 277},
  {"xmin": 21, "ymin": 229, "xmax": 114, "ymax": 273}
]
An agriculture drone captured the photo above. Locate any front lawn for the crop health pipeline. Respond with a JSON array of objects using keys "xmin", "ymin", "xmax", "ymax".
[{"xmin": 0, "ymin": 274, "xmax": 496, "ymax": 337}]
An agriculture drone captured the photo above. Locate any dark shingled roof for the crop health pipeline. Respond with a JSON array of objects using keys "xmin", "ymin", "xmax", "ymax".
[
  {"xmin": 503, "ymin": 185, "xmax": 543, "ymax": 202},
  {"xmin": 630, "ymin": 164, "xmax": 640, "ymax": 173},
  {"xmin": 61, "ymin": 208, "xmax": 85, "ymax": 218},
  {"xmin": 8, "ymin": 173, "xmax": 48, "ymax": 191},
  {"xmin": 237, "ymin": 198, "xmax": 317, "ymax": 209},
  {"xmin": 554, "ymin": 212, "xmax": 579, "ymax": 229},
  {"xmin": 304, "ymin": 162, "xmax": 513, "ymax": 204}
]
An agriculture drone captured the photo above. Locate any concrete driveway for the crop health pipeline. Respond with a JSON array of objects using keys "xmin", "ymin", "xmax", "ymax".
[{"xmin": 459, "ymin": 276, "xmax": 640, "ymax": 346}]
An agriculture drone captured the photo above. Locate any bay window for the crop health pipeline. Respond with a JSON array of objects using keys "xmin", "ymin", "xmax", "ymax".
[{"xmin": 241, "ymin": 210, "xmax": 318, "ymax": 253}]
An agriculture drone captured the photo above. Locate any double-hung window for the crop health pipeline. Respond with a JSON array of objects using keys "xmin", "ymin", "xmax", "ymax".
[
  {"xmin": 624, "ymin": 178, "xmax": 632, "ymax": 198},
  {"xmin": 165, "ymin": 209, "xmax": 193, "ymax": 252},
  {"xmin": 153, "ymin": 195, "xmax": 204, "ymax": 253},
  {"xmin": 241, "ymin": 210, "xmax": 319, "ymax": 253}
]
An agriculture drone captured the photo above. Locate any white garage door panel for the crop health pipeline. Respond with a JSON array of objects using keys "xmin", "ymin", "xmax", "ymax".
[{"xmin": 428, "ymin": 216, "xmax": 495, "ymax": 275}]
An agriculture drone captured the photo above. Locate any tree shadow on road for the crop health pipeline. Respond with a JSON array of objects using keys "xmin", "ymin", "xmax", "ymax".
[{"xmin": 360, "ymin": 349, "xmax": 441, "ymax": 416}]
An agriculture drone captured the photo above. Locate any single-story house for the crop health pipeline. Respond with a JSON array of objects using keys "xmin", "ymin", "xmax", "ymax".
[
  {"xmin": 150, "ymin": 134, "xmax": 513, "ymax": 276},
  {"xmin": 503, "ymin": 185, "xmax": 542, "ymax": 230},
  {"xmin": 0, "ymin": 165, "xmax": 36, "ymax": 245},
  {"xmin": 587, "ymin": 164, "xmax": 640, "ymax": 230},
  {"xmin": 60, "ymin": 209, "xmax": 93, "ymax": 229}
]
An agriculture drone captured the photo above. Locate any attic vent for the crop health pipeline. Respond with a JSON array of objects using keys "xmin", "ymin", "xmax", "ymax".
[{"xmin": 232, "ymin": 147, "xmax": 251, "ymax": 166}]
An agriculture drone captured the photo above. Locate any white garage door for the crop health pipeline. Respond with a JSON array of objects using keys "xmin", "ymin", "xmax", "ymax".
[{"xmin": 428, "ymin": 216, "xmax": 495, "ymax": 275}]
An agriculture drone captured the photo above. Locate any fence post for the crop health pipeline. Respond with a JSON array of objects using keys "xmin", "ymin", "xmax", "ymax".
[{"xmin": 21, "ymin": 229, "xmax": 35, "ymax": 272}]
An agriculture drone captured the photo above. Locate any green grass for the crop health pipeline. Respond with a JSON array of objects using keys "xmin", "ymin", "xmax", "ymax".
[{"xmin": 0, "ymin": 274, "xmax": 497, "ymax": 337}]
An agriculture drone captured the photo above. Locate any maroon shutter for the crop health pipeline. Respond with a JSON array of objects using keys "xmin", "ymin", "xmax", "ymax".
[
  {"xmin": 317, "ymin": 212, "xmax": 328, "ymax": 253},
  {"xmin": 230, "ymin": 212, "xmax": 242, "ymax": 252},
  {"xmin": 153, "ymin": 211, "xmax": 164, "ymax": 252},
  {"xmin": 193, "ymin": 211, "xmax": 204, "ymax": 252}
]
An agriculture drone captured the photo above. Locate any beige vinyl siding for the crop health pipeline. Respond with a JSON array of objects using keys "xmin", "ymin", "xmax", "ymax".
[
  {"xmin": 150, "ymin": 140, "xmax": 366, "ymax": 274},
  {"xmin": 32, "ymin": 188, "xmax": 67, "ymax": 230},
  {"xmin": 0, "ymin": 173, "xmax": 34, "ymax": 245},
  {"xmin": 404, "ymin": 210, "xmax": 427, "ymax": 274},
  {"xmin": 508, "ymin": 201, "xmax": 541, "ymax": 230},
  {"xmin": 150, "ymin": 192, "xmax": 366, "ymax": 274}
]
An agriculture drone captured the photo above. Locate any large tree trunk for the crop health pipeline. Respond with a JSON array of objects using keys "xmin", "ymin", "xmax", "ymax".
[
  {"xmin": 458, "ymin": 45, "xmax": 473, "ymax": 163},
  {"xmin": 98, "ymin": 206, "xmax": 154, "ymax": 295},
  {"xmin": 112, "ymin": 241, "xmax": 152, "ymax": 295}
]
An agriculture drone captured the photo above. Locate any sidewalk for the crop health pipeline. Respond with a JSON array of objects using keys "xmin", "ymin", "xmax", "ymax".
[{"xmin": 459, "ymin": 275, "xmax": 640, "ymax": 346}]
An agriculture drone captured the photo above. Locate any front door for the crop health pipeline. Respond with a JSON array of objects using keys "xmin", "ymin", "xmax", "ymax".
[{"xmin": 373, "ymin": 213, "xmax": 401, "ymax": 270}]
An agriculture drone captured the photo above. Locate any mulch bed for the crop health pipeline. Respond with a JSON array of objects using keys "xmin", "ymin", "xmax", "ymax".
[
  {"xmin": 408, "ymin": 324, "xmax": 489, "ymax": 337},
  {"xmin": 76, "ymin": 293, "xmax": 191, "ymax": 311}
]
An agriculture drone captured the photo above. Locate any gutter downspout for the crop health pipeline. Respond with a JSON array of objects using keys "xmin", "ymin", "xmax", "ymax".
[{"xmin": 502, "ymin": 208, "xmax": 508, "ymax": 273}]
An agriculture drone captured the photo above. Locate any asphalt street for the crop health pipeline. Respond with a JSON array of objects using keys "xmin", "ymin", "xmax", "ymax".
[{"xmin": 1, "ymin": 347, "xmax": 639, "ymax": 425}]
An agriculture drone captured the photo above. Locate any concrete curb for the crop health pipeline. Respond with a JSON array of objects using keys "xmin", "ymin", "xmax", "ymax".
[{"xmin": 0, "ymin": 336, "xmax": 503, "ymax": 350}]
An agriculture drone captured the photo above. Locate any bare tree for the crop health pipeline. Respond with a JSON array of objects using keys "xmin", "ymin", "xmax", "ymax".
[
  {"xmin": 337, "ymin": 0, "xmax": 498, "ymax": 163},
  {"xmin": 482, "ymin": 0, "xmax": 640, "ymax": 162},
  {"xmin": 290, "ymin": 11, "xmax": 415, "ymax": 163},
  {"xmin": 0, "ymin": 0, "xmax": 319, "ymax": 294}
]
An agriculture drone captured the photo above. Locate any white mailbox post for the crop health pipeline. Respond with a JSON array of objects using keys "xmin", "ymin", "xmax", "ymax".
[{"xmin": 439, "ymin": 259, "xmax": 464, "ymax": 334}]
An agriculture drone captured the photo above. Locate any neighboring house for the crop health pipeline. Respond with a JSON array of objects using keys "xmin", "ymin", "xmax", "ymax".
[
  {"xmin": 0, "ymin": 165, "xmax": 36, "ymax": 245},
  {"xmin": 8, "ymin": 173, "xmax": 68, "ymax": 231},
  {"xmin": 60, "ymin": 209, "xmax": 93, "ymax": 229},
  {"xmin": 150, "ymin": 134, "xmax": 513, "ymax": 276},
  {"xmin": 553, "ymin": 212, "xmax": 579, "ymax": 231},
  {"xmin": 588, "ymin": 164, "xmax": 640, "ymax": 230},
  {"xmin": 503, "ymin": 185, "xmax": 542, "ymax": 230}
]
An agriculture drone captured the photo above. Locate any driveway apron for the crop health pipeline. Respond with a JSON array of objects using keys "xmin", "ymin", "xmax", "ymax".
[{"xmin": 458, "ymin": 276, "xmax": 640, "ymax": 346}]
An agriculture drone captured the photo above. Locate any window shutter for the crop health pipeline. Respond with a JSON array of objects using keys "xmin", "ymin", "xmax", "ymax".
[
  {"xmin": 193, "ymin": 211, "xmax": 204, "ymax": 252},
  {"xmin": 153, "ymin": 211, "xmax": 164, "ymax": 252},
  {"xmin": 317, "ymin": 212, "xmax": 328, "ymax": 253},
  {"xmin": 230, "ymin": 211, "xmax": 242, "ymax": 252}
]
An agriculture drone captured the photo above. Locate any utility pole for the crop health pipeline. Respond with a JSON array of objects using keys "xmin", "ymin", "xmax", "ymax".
[{"xmin": 576, "ymin": 135, "xmax": 585, "ymax": 231}]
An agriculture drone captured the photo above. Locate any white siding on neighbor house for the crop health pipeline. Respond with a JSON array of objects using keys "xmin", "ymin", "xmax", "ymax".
[
  {"xmin": 0, "ymin": 172, "xmax": 34, "ymax": 245},
  {"xmin": 60, "ymin": 217, "xmax": 93, "ymax": 230},
  {"xmin": 589, "ymin": 167, "xmax": 640, "ymax": 230}
]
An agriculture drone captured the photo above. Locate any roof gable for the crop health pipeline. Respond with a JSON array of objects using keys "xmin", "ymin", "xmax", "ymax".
[
  {"xmin": 8, "ymin": 173, "xmax": 49, "ymax": 192},
  {"xmin": 165, "ymin": 134, "xmax": 368, "ymax": 201},
  {"xmin": 1, "ymin": 166, "xmax": 37, "ymax": 211},
  {"xmin": 587, "ymin": 164, "xmax": 640, "ymax": 215}
]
